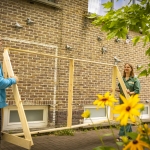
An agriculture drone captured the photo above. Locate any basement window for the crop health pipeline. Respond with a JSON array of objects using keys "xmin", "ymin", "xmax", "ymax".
[
  {"xmin": 3, "ymin": 106, "xmax": 48, "ymax": 130},
  {"xmin": 140, "ymin": 105, "xmax": 149, "ymax": 119},
  {"xmin": 83, "ymin": 105, "xmax": 110, "ymax": 123}
]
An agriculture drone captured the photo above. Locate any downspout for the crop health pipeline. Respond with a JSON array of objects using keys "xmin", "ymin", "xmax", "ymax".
[{"xmin": 52, "ymin": 47, "xmax": 58, "ymax": 125}]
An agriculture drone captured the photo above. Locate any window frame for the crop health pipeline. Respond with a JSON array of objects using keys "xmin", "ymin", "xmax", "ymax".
[
  {"xmin": 83, "ymin": 105, "xmax": 110, "ymax": 124},
  {"xmin": 3, "ymin": 105, "xmax": 48, "ymax": 130}
]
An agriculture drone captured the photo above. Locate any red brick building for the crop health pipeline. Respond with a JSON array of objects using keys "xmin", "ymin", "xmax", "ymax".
[{"xmin": 0, "ymin": 0, "xmax": 150, "ymax": 131}]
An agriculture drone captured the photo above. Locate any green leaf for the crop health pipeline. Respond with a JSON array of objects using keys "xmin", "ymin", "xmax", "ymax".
[
  {"xmin": 107, "ymin": 31, "xmax": 118, "ymax": 39},
  {"xmin": 102, "ymin": 133, "xmax": 113, "ymax": 137},
  {"xmin": 145, "ymin": 47, "xmax": 150, "ymax": 56},
  {"xmin": 148, "ymin": 68, "xmax": 150, "ymax": 74},
  {"xmin": 102, "ymin": 2, "xmax": 113, "ymax": 9},
  {"xmin": 126, "ymin": 132, "xmax": 138, "ymax": 140},
  {"xmin": 132, "ymin": 36, "xmax": 140, "ymax": 46},
  {"xmin": 137, "ymin": 65, "xmax": 143, "ymax": 71},
  {"xmin": 143, "ymin": 36, "xmax": 149, "ymax": 47},
  {"xmin": 138, "ymin": 69, "xmax": 148, "ymax": 78},
  {"xmin": 88, "ymin": 13, "xmax": 97, "ymax": 19},
  {"xmin": 93, "ymin": 146, "xmax": 116, "ymax": 150},
  {"xmin": 109, "ymin": 22, "xmax": 117, "ymax": 28},
  {"xmin": 116, "ymin": 141, "xmax": 124, "ymax": 146}
]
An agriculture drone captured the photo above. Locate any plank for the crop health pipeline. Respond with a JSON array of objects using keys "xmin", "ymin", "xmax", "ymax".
[
  {"xmin": 2, "ymin": 132, "xmax": 31, "ymax": 149},
  {"xmin": 116, "ymin": 66, "xmax": 130, "ymax": 99},
  {"xmin": 110, "ymin": 66, "xmax": 117, "ymax": 120},
  {"xmin": 67, "ymin": 59, "xmax": 74, "ymax": 127}
]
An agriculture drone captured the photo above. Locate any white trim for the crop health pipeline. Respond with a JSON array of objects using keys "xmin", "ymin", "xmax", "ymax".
[
  {"xmin": 83, "ymin": 105, "xmax": 110, "ymax": 124},
  {"xmin": 2, "ymin": 37, "xmax": 57, "ymax": 48},
  {"xmin": 3, "ymin": 106, "xmax": 48, "ymax": 130}
]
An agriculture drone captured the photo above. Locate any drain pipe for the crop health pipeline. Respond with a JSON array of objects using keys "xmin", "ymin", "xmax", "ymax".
[{"xmin": 52, "ymin": 47, "xmax": 58, "ymax": 125}]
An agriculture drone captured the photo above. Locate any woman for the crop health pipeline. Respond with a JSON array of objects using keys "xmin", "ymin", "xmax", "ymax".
[{"xmin": 116, "ymin": 63, "xmax": 141, "ymax": 141}]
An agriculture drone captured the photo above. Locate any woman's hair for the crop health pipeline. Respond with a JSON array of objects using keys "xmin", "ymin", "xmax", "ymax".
[{"xmin": 123, "ymin": 63, "xmax": 134, "ymax": 77}]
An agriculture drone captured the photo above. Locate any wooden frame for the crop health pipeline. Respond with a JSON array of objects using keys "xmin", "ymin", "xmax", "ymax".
[
  {"xmin": 2, "ymin": 48, "xmax": 33, "ymax": 150},
  {"xmin": 1, "ymin": 47, "xmax": 129, "ymax": 149}
]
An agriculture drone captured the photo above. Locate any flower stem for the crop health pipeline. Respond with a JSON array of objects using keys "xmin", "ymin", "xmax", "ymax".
[
  {"xmin": 90, "ymin": 118, "xmax": 105, "ymax": 147},
  {"xmin": 106, "ymin": 106, "xmax": 120, "ymax": 150}
]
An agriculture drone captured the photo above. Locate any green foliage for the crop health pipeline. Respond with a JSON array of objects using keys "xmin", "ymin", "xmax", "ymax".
[
  {"xmin": 102, "ymin": 1, "xmax": 113, "ymax": 9},
  {"xmin": 93, "ymin": 146, "xmax": 116, "ymax": 150},
  {"xmin": 116, "ymin": 141, "xmax": 124, "ymax": 146},
  {"xmin": 126, "ymin": 132, "xmax": 138, "ymax": 140},
  {"xmin": 54, "ymin": 129, "xmax": 74, "ymax": 136},
  {"xmin": 88, "ymin": 0, "xmax": 150, "ymax": 77}
]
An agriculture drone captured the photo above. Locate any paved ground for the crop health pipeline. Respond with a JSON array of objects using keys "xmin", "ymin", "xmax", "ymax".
[{"xmin": 0, "ymin": 128, "xmax": 123, "ymax": 150}]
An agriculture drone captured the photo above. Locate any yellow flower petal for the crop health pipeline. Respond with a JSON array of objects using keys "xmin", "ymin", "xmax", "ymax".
[{"xmin": 120, "ymin": 94, "xmax": 127, "ymax": 104}]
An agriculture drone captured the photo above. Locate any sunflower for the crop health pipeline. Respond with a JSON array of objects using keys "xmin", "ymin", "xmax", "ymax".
[
  {"xmin": 93, "ymin": 92, "xmax": 117, "ymax": 108},
  {"xmin": 138, "ymin": 124, "xmax": 150, "ymax": 135},
  {"xmin": 123, "ymin": 134, "xmax": 150, "ymax": 150},
  {"xmin": 113, "ymin": 94, "xmax": 144, "ymax": 126},
  {"xmin": 81, "ymin": 109, "xmax": 90, "ymax": 118}
]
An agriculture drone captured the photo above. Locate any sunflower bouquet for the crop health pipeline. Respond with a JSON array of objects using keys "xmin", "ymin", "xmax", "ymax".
[{"xmin": 81, "ymin": 92, "xmax": 150, "ymax": 150}]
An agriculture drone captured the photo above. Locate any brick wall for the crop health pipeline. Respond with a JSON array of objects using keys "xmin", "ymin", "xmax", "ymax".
[{"xmin": 0, "ymin": 0, "xmax": 150, "ymax": 127}]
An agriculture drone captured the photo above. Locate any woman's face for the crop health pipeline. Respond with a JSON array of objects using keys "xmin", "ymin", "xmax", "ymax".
[{"xmin": 124, "ymin": 64, "xmax": 132, "ymax": 74}]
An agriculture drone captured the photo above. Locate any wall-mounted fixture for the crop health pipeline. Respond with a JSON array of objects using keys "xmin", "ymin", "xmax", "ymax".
[
  {"xmin": 66, "ymin": 45, "xmax": 72, "ymax": 50},
  {"xmin": 14, "ymin": 22, "xmax": 23, "ymax": 28},
  {"xmin": 97, "ymin": 36, "xmax": 102, "ymax": 41},
  {"xmin": 114, "ymin": 56, "xmax": 121, "ymax": 65},
  {"xmin": 115, "ymin": 38, "xmax": 120, "ymax": 42},
  {"xmin": 125, "ymin": 34, "xmax": 130, "ymax": 44},
  {"xmin": 26, "ymin": 18, "xmax": 34, "ymax": 25},
  {"xmin": 101, "ymin": 46, "xmax": 107, "ymax": 54}
]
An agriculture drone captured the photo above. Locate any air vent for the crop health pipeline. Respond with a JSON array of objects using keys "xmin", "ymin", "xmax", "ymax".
[{"xmin": 31, "ymin": 0, "xmax": 61, "ymax": 9}]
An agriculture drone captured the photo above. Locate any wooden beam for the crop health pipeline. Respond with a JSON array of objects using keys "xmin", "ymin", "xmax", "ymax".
[
  {"xmin": 110, "ymin": 66, "xmax": 117, "ymax": 120},
  {"xmin": 12, "ymin": 119, "xmax": 116, "ymax": 136},
  {"xmin": 3, "ymin": 48, "xmax": 33, "ymax": 146},
  {"xmin": 2, "ymin": 60, "xmax": 8, "ymax": 78},
  {"xmin": 2, "ymin": 132, "xmax": 31, "ymax": 150},
  {"xmin": 116, "ymin": 66, "xmax": 130, "ymax": 99},
  {"xmin": 7, "ymin": 47, "xmax": 114, "ymax": 66},
  {"xmin": 67, "ymin": 59, "xmax": 74, "ymax": 127}
]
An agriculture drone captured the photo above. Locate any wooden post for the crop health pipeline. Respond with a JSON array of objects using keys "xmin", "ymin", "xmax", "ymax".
[
  {"xmin": 67, "ymin": 59, "xmax": 74, "ymax": 127},
  {"xmin": 2, "ymin": 60, "xmax": 8, "ymax": 78},
  {"xmin": 110, "ymin": 65, "xmax": 117, "ymax": 120},
  {"xmin": 3, "ymin": 49, "xmax": 33, "ymax": 147},
  {"xmin": 116, "ymin": 66, "xmax": 130, "ymax": 99}
]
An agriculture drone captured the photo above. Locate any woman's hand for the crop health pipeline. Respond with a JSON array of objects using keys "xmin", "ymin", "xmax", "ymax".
[{"xmin": 126, "ymin": 89, "xmax": 130, "ymax": 94}]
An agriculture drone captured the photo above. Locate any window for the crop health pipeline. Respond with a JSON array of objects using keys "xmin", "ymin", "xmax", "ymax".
[
  {"xmin": 88, "ymin": 0, "xmax": 101, "ymax": 15},
  {"xmin": 140, "ymin": 105, "xmax": 149, "ymax": 119},
  {"xmin": 88, "ymin": 0, "xmax": 136, "ymax": 16},
  {"xmin": 3, "ymin": 106, "xmax": 48, "ymax": 130},
  {"xmin": 83, "ymin": 105, "xmax": 110, "ymax": 123}
]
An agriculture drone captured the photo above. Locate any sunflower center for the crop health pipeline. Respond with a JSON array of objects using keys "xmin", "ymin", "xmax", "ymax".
[
  {"xmin": 126, "ymin": 106, "xmax": 131, "ymax": 111},
  {"xmin": 133, "ymin": 140, "xmax": 138, "ymax": 144},
  {"xmin": 102, "ymin": 98, "xmax": 108, "ymax": 102}
]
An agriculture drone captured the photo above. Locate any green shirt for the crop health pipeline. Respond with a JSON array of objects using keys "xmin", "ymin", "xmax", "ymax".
[{"xmin": 118, "ymin": 77, "xmax": 141, "ymax": 104}]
